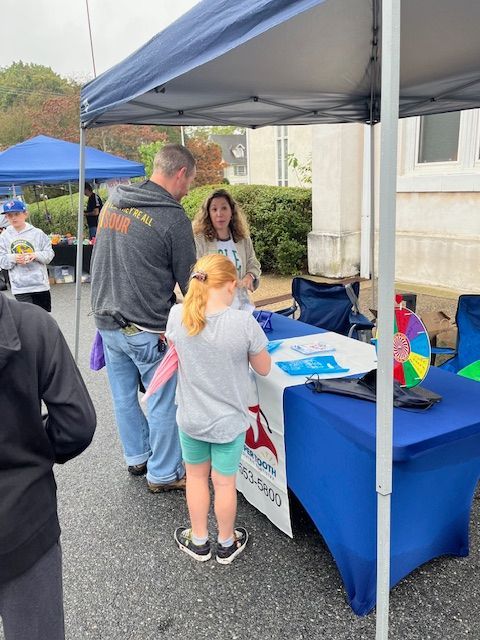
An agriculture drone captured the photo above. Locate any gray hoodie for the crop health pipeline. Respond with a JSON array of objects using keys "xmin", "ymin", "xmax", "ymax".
[
  {"xmin": 0, "ymin": 223, "xmax": 53, "ymax": 295},
  {"xmin": 91, "ymin": 180, "xmax": 196, "ymax": 332}
]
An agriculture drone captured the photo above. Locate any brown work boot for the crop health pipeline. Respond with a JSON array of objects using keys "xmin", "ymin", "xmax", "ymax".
[{"xmin": 147, "ymin": 476, "xmax": 186, "ymax": 493}]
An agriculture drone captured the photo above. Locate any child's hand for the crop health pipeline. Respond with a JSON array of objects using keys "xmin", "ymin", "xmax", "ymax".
[{"xmin": 15, "ymin": 253, "xmax": 36, "ymax": 265}]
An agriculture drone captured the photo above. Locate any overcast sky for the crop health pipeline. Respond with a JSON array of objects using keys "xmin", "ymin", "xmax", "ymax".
[{"xmin": 1, "ymin": 0, "xmax": 200, "ymax": 81}]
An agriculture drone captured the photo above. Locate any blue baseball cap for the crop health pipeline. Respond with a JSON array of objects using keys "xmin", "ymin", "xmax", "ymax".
[{"xmin": 3, "ymin": 199, "xmax": 26, "ymax": 213}]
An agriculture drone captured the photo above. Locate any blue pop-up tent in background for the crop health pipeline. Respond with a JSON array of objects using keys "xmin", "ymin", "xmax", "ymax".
[
  {"xmin": 0, "ymin": 186, "xmax": 23, "ymax": 197},
  {"xmin": 0, "ymin": 135, "xmax": 144, "ymax": 184}
]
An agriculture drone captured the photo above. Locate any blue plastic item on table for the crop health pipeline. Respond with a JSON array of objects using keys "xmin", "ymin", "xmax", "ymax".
[
  {"xmin": 266, "ymin": 340, "xmax": 283, "ymax": 353},
  {"xmin": 253, "ymin": 309, "xmax": 273, "ymax": 332},
  {"xmin": 275, "ymin": 354, "xmax": 350, "ymax": 376}
]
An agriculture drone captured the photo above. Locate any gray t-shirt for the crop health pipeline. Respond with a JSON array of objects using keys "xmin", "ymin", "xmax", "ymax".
[{"xmin": 166, "ymin": 304, "xmax": 267, "ymax": 443}]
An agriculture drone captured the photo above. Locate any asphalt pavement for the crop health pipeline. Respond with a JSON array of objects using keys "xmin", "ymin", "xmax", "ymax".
[{"xmin": 1, "ymin": 283, "xmax": 479, "ymax": 640}]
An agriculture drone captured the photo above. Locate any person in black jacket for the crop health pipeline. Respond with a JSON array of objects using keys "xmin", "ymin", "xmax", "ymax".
[
  {"xmin": 84, "ymin": 182, "xmax": 103, "ymax": 240},
  {"xmin": 0, "ymin": 295, "xmax": 96, "ymax": 640}
]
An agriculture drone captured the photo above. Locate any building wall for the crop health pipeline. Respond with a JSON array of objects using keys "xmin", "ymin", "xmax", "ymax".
[
  {"xmin": 225, "ymin": 165, "xmax": 248, "ymax": 185},
  {"xmin": 393, "ymin": 192, "xmax": 480, "ymax": 292},
  {"xmin": 247, "ymin": 125, "xmax": 313, "ymax": 187},
  {"xmin": 247, "ymin": 117, "xmax": 480, "ymax": 293},
  {"xmin": 247, "ymin": 128, "xmax": 277, "ymax": 185}
]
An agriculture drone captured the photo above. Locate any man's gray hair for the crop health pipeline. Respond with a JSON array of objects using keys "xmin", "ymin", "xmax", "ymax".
[{"xmin": 153, "ymin": 144, "xmax": 196, "ymax": 177}]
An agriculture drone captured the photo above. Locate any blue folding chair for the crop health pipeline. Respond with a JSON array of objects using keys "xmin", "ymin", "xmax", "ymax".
[
  {"xmin": 434, "ymin": 295, "xmax": 480, "ymax": 373},
  {"xmin": 277, "ymin": 277, "xmax": 374, "ymax": 340}
]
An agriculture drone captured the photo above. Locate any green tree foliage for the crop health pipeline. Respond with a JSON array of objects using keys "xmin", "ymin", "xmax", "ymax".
[
  {"xmin": 185, "ymin": 125, "xmax": 245, "ymax": 139},
  {"xmin": 138, "ymin": 140, "xmax": 167, "ymax": 177},
  {"xmin": 0, "ymin": 63, "xmax": 173, "ymax": 159},
  {"xmin": 0, "ymin": 61, "xmax": 75, "ymax": 110},
  {"xmin": 157, "ymin": 126, "xmax": 182, "ymax": 144},
  {"xmin": 287, "ymin": 153, "xmax": 312, "ymax": 187}
]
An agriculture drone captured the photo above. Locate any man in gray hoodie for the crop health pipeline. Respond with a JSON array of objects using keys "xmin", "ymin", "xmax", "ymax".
[{"xmin": 91, "ymin": 144, "xmax": 197, "ymax": 492}]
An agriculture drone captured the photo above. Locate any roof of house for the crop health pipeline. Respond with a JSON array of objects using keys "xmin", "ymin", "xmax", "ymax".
[{"xmin": 210, "ymin": 134, "xmax": 247, "ymax": 166}]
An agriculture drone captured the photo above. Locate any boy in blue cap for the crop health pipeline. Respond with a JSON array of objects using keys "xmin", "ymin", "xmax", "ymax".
[{"xmin": 0, "ymin": 199, "xmax": 54, "ymax": 311}]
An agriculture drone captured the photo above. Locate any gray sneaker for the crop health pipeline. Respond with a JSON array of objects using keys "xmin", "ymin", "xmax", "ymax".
[
  {"xmin": 174, "ymin": 527, "xmax": 211, "ymax": 562},
  {"xmin": 216, "ymin": 528, "xmax": 249, "ymax": 565}
]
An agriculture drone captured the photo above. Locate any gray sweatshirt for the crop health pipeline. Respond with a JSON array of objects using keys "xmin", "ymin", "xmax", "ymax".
[
  {"xmin": 91, "ymin": 180, "xmax": 196, "ymax": 332},
  {"xmin": 0, "ymin": 223, "xmax": 54, "ymax": 295}
]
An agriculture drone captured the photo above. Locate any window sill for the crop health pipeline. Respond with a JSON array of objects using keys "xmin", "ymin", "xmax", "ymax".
[{"xmin": 397, "ymin": 172, "xmax": 480, "ymax": 192}]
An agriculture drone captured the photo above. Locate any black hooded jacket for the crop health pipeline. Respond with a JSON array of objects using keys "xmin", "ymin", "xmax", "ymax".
[{"xmin": 0, "ymin": 295, "xmax": 96, "ymax": 583}]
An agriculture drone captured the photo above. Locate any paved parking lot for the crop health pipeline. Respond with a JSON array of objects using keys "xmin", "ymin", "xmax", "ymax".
[{"xmin": 1, "ymin": 283, "xmax": 479, "ymax": 640}]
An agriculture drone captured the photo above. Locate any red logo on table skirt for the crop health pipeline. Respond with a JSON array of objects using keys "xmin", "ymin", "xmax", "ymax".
[{"xmin": 247, "ymin": 405, "xmax": 278, "ymax": 462}]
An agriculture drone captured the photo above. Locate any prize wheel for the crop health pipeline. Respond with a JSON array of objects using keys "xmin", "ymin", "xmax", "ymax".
[{"xmin": 393, "ymin": 306, "xmax": 431, "ymax": 388}]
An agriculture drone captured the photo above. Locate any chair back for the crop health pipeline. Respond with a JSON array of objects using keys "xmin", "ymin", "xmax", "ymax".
[
  {"xmin": 292, "ymin": 278, "xmax": 361, "ymax": 336},
  {"xmin": 441, "ymin": 294, "xmax": 480, "ymax": 373},
  {"xmin": 442, "ymin": 295, "xmax": 480, "ymax": 372}
]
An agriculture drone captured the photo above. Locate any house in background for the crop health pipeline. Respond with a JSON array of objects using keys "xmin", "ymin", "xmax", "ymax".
[
  {"xmin": 246, "ymin": 113, "xmax": 480, "ymax": 294},
  {"xmin": 210, "ymin": 134, "xmax": 248, "ymax": 184}
]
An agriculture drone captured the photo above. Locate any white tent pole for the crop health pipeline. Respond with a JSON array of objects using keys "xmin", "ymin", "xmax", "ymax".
[
  {"xmin": 370, "ymin": 122, "xmax": 376, "ymax": 309},
  {"xmin": 360, "ymin": 124, "xmax": 372, "ymax": 279},
  {"xmin": 375, "ymin": 0, "xmax": 400, "ymax": 639},
  {"xmin": 68, "ymin": 180, "xmax": 75, "ymax": 215},
  {"xmin": 74, "ymin": 127, "xmax": 86, "ymax": 362}
]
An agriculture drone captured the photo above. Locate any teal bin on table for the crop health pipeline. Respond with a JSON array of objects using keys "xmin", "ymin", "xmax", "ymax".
[{"xmin": 457, "ymin": 360, "xmax": 480, "ymax": 382}]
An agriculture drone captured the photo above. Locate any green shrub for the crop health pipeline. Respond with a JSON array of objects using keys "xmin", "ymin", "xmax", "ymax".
[
  {"xmin": 29, "ymin": 183, "xmax": 312, "ymax": 275},
  {"xmin": 183, "ymin": 184, "xmax": 312, "ymax": 275},
  {"xmin": 27, "ymin": 189, "xmax": 108, "ymax": 236}
]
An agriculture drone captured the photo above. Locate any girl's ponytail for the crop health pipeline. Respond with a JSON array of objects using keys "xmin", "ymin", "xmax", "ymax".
[{"xmin": 182, "ymin": 254, "xmax": 237, "ymax": 336}]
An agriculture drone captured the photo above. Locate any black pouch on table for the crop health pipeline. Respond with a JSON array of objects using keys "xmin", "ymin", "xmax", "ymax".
[{"xmin": 305, "ymin": 369, "xmax": 441, "ymax": 411}]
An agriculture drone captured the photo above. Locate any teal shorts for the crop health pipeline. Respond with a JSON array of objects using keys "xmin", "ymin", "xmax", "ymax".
[{"xmin": 179, "ymin": 431, "xmax": 245, "ymax": 476}]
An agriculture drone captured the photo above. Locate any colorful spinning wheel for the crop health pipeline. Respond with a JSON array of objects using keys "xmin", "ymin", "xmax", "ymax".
[{"xmin": 393, "ymin": 305, "xmax": 431, "ymax": 387}]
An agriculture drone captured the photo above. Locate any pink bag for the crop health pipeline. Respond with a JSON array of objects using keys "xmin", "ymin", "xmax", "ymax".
[{"xmin": 143, "ymin": 344, "xmax": 179, "ymax": 401}]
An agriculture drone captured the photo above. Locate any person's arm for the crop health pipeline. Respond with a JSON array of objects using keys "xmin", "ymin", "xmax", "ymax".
[
  {"xmin": 28, "ymin": 231, "xmax": 54, "ymax": 264},
  {"xmin": 247, "ymin": 314, "xmax": 271, "ymax": 376},
  {"xmin": 194, "ymin": 233, "xmax": 206, "ymax": 259},
  {"xmin": 41, "ymin": 322, "xmax": 96, "ymax": 464},
  {"xmin": 0, "ymin": 234, "xmax": 16, "ymax": 270},
  {"xmin": 170, "ymin": 216, "xmax": 197, "ymax": 296},
  {"xmin": 249, "ymin": 348, "xmax": 271, "ymax": 376},
  {"xmin": 240, "ymin": 237, "xmax": 261, "ymax": 291}
]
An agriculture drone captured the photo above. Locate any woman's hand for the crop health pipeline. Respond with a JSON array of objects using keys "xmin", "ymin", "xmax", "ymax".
[{"xmin": 240, "ymin": 273, "xmax": 255, "ymax": 292}]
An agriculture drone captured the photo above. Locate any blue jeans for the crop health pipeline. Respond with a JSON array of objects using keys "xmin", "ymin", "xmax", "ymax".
[{"xmin": 100, "ymin": 329, "xmax": 184, "ymax": 484}]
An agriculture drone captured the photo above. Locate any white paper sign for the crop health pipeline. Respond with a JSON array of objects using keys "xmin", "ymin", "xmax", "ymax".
[{"xmin": 236, "ymin": 332, "xmax": 377, "ymax": 537}]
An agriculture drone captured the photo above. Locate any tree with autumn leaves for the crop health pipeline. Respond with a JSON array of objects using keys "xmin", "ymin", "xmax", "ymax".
[{"xmin": 0, "ymin": 62, "xmax": 228, "ymax": 186}]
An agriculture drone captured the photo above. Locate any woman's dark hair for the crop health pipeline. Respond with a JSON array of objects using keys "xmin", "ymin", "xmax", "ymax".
[{"xmin": 192, "ymin": 189, "xmax": 249, "ymax": 242}]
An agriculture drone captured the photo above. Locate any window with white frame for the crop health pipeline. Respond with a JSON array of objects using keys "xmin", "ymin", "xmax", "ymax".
[
  {"xmin": 276, "ymin": 126, "xmax": 288, "ymax": 186},
  {"xmin": 234, "ymin": 165, "xmax": 246, "ymax": 176},
  {"xmin": 398, "ymin": 109, "xmax": 480, "ymax": 191},
  {"xmin": 418, "ymin": 112, "xmax": 460, "ymax": 163}
]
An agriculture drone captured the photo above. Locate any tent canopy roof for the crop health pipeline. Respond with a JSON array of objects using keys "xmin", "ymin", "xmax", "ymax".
[
  {"xmin": 81, "ymin": 0, "xmax": 480, "ymax": 129},
  {"xmin": 0, "ymin": 135, "xmax": 145, "ymax": 185}
]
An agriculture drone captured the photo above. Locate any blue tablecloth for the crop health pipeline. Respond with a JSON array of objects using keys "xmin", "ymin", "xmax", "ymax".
[{"xmin": 267, "ymin": 313, "xmax": 480, "ymax": 615}]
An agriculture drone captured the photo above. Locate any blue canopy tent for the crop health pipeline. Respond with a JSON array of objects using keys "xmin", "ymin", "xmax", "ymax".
[
  {"xmin": 0, "ymin": 186, "xmax": 23, "ymax": 197},
  {"xmin": 79, "ymin": 1, "xmax": 480, "ymax": 635},
  {"xmin": 0, "ymin": 135, "xmax": 144, "ymax": 184}
]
